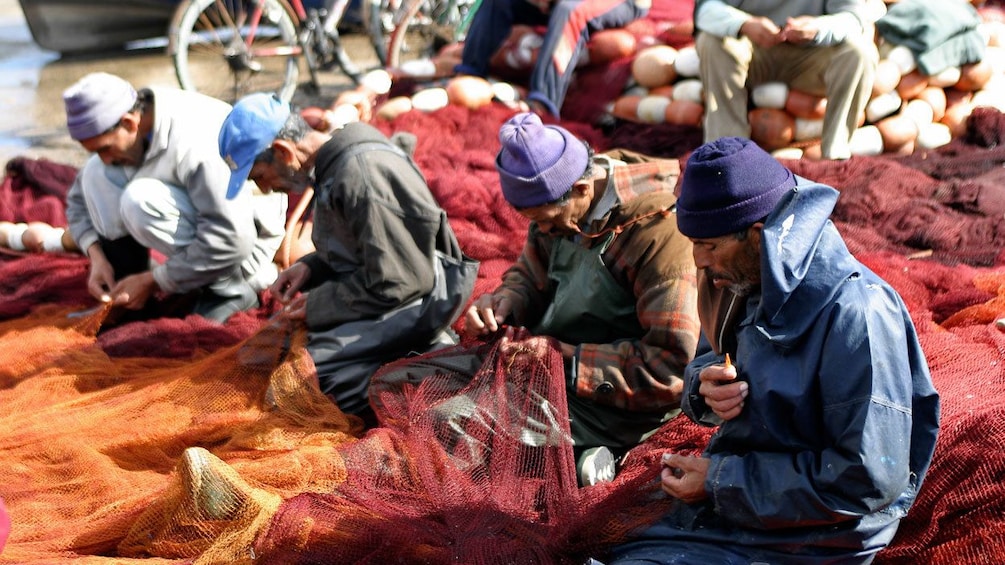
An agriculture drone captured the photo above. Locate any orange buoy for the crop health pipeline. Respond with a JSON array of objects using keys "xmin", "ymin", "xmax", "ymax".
[
  {"xmin": 445, "ymin": 75, "xmax": 495, "ymax": 109},
  {"xmin": 612, "ymin": 95, "xmax": 642, "ymax": 121},
  {"xmin": 916, "ymin": 86, "xmax": 947, "ymax": 121},
  {"xmin": 664, "ymin": 99, "xmax": 704, "ymax": 127},
  {"xmin": 955, "ymin": 60, "xmax": 994, "ymax": 92},
  {"xmin": 785, "ymin": 89, "xmax": 827, "ymax": 120},
  {"xmin": 588, "ymin": 29, "xmax": 638, "ymax": 65},
  {"xmin": 872, "ymin": 59, "xmax": 902, "ymax": 97},
  {"xmin": 876, "ymin": 114, "xmax": 919, "ymax": 154},
  {"xmin": 748, "ymin": 108, "xmax": 795, "ymax": 151},
  {"xmin": 631, "ymin": 45, "xmax": 678, "ymax": 88},
  {"xmin": 896, "ymin": 70, "xmax": 929, "ymax": 101}
]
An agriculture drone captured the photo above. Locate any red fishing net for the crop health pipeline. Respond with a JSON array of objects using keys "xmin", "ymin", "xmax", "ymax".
[{"xmin": 0, "ymin": 103, "xmax": 1004, "ymax": 564}]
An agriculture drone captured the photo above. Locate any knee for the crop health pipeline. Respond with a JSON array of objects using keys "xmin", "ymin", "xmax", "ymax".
[
  {"xmin": 119, "ymin": 178, "xmax": 167, "ymax": 219},
  {"xmin": 832, "ymin": 36, "xmax": 879, "ymax": 72},
  {"xmin": 694, "ymin": 31, "xmax": 724, "ymax": 59}
]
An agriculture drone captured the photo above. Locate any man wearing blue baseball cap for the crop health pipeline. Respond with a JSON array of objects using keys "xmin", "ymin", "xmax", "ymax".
[
  {"xmin": 219, "ymin": 93, "xmax": 478, "ymax": 424},
  {"xmin": 62, "ymin": 72, "xmax": 287, "ymax": 323}
]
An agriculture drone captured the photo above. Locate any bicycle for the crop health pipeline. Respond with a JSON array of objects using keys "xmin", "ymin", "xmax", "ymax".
[
  {"xmin": 384, "ymin": 0, "xmax": 479, "ymax": 71},
  {"xmin": 168, "ymin": 0, "xmax": 370, "ymax": 103}
]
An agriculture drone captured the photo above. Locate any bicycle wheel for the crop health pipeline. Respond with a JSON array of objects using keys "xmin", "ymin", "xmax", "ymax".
[
  {"xmin": 170, "ymin": 0, "xmax": 301, "ymax": 103},
  {"xmin": 385, "ymin": 0, "xmax": 469, "ymax": 70}
]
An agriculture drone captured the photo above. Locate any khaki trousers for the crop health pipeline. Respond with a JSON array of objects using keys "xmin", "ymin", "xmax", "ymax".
[{"xmin": 696, "ymin": 30, "xmax": 878, "ymax": 159}]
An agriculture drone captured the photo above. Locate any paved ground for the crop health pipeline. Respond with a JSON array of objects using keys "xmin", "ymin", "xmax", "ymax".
[{"xmin": 0, "ymin": 0, "xmax": 374, "ymax": 169}]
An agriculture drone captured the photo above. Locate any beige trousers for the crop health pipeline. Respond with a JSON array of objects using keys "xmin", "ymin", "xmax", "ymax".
[{"xmin": 696, "ymin": 30, "xmax": 878, "ymax": 160}]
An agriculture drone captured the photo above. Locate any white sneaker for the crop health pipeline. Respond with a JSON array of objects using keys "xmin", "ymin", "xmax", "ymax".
[{"xmin": 577, "ymin": 446, "xmax": 617, "ymax": 486}]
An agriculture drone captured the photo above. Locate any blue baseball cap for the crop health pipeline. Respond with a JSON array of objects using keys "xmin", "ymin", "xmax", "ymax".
[{"xmin": 219, "ymin": 93, "xmax": 292, "ymax": 199}]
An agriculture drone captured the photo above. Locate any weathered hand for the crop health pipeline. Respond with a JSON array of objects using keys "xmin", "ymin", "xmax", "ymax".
[
  {"xmin": 741, "ymin": 16, "xmax": 783, "ymax": 48},
  {"xmin": 462, "ymin": 293, "xmax": 513, "ymax": 338},
  {"xmin": 781, "ymin": 16, "xmax": 818, "ymax": 45},
  {"xmin": 660, "ymin": 453, "xmax": 710, "ymax": 504},
  {"xmin": 698, "ymin": 360, "xmax": 747, "ymax": 421},
  {"xmin": 269, "ymin": 262, "xmax": 311, "ymax": 303}
]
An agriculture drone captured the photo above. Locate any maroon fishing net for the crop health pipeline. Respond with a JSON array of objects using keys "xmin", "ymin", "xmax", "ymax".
[{"xmin": 1, "ymin": 100, "xmax": 1005, "ymax": 564}]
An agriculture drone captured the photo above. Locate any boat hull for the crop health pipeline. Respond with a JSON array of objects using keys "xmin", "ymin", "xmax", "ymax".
[{"xmin": 18, "ymin": 0, "xmax": 182, "ymax": 54}]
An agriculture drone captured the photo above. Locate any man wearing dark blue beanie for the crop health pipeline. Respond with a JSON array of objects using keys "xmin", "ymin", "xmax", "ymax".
[{"xmin": 600, "ymin": 137, "xmax": 941, "ymax": 564}]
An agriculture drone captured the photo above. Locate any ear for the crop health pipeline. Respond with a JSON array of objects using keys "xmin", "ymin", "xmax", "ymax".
[
  {"xmin": 271, "ymin": 139, "xmax": 297, "ymax": 165},
  {"xmin": 749, "ymin": 222, "xmax": 764, "ymax": 248},
  {"xmin": 119, "ymin": 112, "xmax": 141, "ymax": 133}
]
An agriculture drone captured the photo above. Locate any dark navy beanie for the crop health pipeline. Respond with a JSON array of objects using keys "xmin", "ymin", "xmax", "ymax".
[{"xmin": 676, "ymin": 137, "xmax": 795, "ymax": 238}]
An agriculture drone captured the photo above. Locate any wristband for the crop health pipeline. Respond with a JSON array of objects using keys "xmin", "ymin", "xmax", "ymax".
[
  {"xmin": 5, "ymin": 223, "xmax": 27, "ymax": 251},
  {"xmin": 42, "ymin": 227, "xmax": 68, "ymax": 253}
]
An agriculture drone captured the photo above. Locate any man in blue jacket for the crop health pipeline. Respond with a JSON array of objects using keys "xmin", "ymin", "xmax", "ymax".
[{"xmin": 603, "ymin": 137, "xmax": 940, "ymax": 564}]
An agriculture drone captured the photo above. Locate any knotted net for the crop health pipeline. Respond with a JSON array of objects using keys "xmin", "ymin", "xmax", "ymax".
[{"xmin": 1, "ymin": 104, "xmax": 1005, "ymax": 564}]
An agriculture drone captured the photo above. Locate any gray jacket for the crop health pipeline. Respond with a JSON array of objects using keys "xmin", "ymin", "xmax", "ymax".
[
  {"xmin": 695, "ymin": 0, "xmax": 875, "ymax": 45},
  {"xmin": 65, "ymin": 87, "xmax": 281, "ymax": 294}
]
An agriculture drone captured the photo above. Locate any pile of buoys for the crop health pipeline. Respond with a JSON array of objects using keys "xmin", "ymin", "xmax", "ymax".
[
  {"xmin": 604, "ymin": 3, "xmax": 1005, "ymax": 158},
  {"xmin": 0, "ymin": 221, "xmax": 79, "ymax": 254},
  {"xmin": 310, "ymin": 1, "xmax": 1005, "ymax": 160}
]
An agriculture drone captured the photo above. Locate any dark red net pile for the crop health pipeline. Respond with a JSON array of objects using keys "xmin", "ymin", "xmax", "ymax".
[{"xmin": 0, "ymin": 103, "xmax": 1004, "ymax": 564}]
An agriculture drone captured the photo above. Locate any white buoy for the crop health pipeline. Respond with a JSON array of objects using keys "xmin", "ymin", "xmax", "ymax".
[
  {"xmin": 751, "ymin": 82, "xmax": 789, "ymax": 109},
  {"xmin": 866, "ymin": 91, "xmax": 902, "ymax": 123},
  {"xmin": 636, "ymin": 95, "xmax": 670, "ymax": 124},
  {"xmin": 411, "ymin": 87, "xmax": 450, "ymax": 112},
  {"xmin": 671, "ymin": 79, "xmax": 704, "ymax": 104},
  {"xmin": 794, "ymin": 117, "xmax": 825, "ymax": 141},
  {"xmin": 849, "ymin": 125, "xmax": 884, "ymax": 156},
  {"xmin": 674, "ymin": 45, "xmax": 701, "ymax": 77},
  {"xmin": 917, "ymin": 122, "xmax": 953, "ymax": 149}
]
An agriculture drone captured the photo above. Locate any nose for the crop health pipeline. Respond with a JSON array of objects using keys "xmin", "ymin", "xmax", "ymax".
[{"xmin": 692, "ymin": 248, "xmax": 710, "ymax": 269}]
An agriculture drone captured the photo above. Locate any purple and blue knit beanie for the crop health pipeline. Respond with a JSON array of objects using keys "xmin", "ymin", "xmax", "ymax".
[
  {"xmin": 676, "ymin": 137, "xmax": 795, "ymax": 238},
  {"xmin": 63, "ymin": 72, "xmax": 137, "ymax": 142},
  {"xmin": 496, "ymin": 112, "xmax": 589, "ymax": 208}
]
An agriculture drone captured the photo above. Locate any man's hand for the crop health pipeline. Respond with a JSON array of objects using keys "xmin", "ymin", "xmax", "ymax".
[
  {"xmin": 108, "ymin": 271, "xmax": 158, "ymax": 310},
  {"xmin": 279, "ymin": 292, "xmax": 308, "ymax": 321},
  {"xmin": 269, "ymin": 262, "xmax": 311, "ymax": 304},
  {"xmin": 698, "ymin": 359, "xmax": 747, "ymax": 421},
  {"xmin": 85, "ymin": 243, "xmax": 116, "ymax": 303},
  {"xmin": 780, "ymin": 16, "xmax": 819, "ymax": 45},
  {"xmin": 660, "ymin": 453, "xmax": 710, "ymax": 504},
  {"xmin": 462, "ymin": 293, "xmax": 513, "ymax": 338},
  {"xmin": 740, "ymin": 16, "xmax": 783, "ymax": 49}
]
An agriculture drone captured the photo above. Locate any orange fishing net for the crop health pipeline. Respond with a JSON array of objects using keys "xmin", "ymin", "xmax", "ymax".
[{"xmin": 2, "ymin": 104, "xmax": 1005, "ymax": 564}]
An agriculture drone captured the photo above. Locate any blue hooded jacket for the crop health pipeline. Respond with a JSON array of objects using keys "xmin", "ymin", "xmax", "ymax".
[{"xmin": 619, "ymin": 179, "xmax": 941, "ymax": 562}]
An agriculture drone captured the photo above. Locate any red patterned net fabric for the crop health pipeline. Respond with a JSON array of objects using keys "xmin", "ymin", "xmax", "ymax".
[{"xmin": 0, "ymin": 104, "xmax": 1004, "ymax": 564}]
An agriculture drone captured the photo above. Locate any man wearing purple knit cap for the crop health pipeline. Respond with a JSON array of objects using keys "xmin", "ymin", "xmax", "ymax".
[
  {"xmin": 601, "ymin": 137, "xmax": 939, "ymax": 564},
  {"xmin": 462, "ymin": 112, "xmax": 701, "ymax": 485}
]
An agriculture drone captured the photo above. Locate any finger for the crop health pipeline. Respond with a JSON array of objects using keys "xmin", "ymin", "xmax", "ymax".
[{"xmin": 479, "ymin": 306, "xmax": 499, "ymax": 333}]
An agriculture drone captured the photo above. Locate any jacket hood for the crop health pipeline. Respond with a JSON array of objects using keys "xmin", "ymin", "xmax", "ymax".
[
  {"xmin": 756, "ymin": 178, "xmax": 860, "ymax": 349},
  {"xmin": 315, "ymin": 122, "xmax": 416, "ymax": 177}
]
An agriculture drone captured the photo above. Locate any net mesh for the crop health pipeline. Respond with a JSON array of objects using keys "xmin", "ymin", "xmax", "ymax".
[{"xmin": 1, "ymin": 103, "xmax": 1005, "ymax": 563}]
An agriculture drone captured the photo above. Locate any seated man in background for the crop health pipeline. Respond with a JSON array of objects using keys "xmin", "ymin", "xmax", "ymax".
[
  {"xmin": 62, "ymin": 72, "xmax": 287, "ymax": 323},
  {"xmin": 219, "ymin": 93, "xmax": 478, "ymax": 425},
  {"xmin": 603, "ymin": 137, "xmax": 940, "ymax": 564},
  {"xmin": 443, "ymin": 112, "xmax": 699, "ymax": 483},
  {"xmin": 456, "ymin": 0, "xmax": 650, "ymax": 117},
  {"xmin": 694, "ymin": 0, "xmax": 879, "ymax": 160}
]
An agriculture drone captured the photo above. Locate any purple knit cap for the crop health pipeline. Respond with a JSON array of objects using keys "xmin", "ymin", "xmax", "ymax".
[
  {"xmin": 676, "ymin": 137, "xmax": 795, "ymax": 238},
  {"xmin": 495, "ymin": 112, "xmax": 589, "ymax": 208},
  {"xmin": 63, "ymin": 72, "xmax": 137, "ymax": 141}
]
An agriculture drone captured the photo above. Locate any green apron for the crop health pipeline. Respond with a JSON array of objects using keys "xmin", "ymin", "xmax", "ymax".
[
  {"xmin": 533, "ymin": 231, "xmax": 643, "ymax": 344},
  {"xmin": 533, "ymin": 229, "xmax": 677, "ymax": 452}
]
